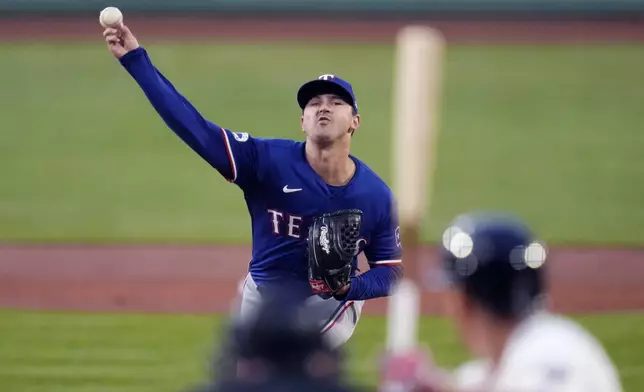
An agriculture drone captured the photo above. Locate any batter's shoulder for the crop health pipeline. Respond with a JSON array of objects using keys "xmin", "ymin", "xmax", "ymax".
[{"xmin": 507, "ymin": 313, "xmax": 613, "ymax": 365}]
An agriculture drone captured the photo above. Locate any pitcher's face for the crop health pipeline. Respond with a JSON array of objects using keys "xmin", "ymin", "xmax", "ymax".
[{"xmin": 301, "ymin": 94, "xmax": 359, "ymax": 145}]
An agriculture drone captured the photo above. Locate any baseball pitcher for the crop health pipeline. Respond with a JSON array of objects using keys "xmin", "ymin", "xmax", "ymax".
[{"xmin": 102, "ymin": 24, "xmax": 403, "ymax": 348}]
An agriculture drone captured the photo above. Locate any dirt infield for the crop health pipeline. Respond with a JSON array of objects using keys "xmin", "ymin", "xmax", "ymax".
[
  {"xmin": 0, "ymin": 15, "xmax": 643, "ymax": 316},
  {"xmin": 1, "ymin": 244, "xmax": 643, "ymax": 315}
]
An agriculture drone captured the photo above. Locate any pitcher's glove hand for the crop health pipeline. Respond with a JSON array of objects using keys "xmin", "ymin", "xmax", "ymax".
[{"xmin": 307, "ymin": 209, "xmax": 363, "ymax": 299}]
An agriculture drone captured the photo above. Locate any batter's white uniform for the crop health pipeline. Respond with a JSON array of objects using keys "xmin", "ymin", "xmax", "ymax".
[
  {"xmin": 454, "ymin": 311, "xmax": 622, "ymax": 392},
  {"xmin": 233, "ymin": 273, "xmax": 365, "ymax": 349}
]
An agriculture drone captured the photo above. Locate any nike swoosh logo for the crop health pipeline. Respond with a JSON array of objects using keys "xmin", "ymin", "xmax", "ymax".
[{"xmin": 283, "ymin": 185, "xmax": 302, "ymax": 193}]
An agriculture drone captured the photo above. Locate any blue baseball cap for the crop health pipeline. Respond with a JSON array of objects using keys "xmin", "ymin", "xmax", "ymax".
[{"xmin": 297, "ymin": 74, "xmax": 358, "ymax": 114}]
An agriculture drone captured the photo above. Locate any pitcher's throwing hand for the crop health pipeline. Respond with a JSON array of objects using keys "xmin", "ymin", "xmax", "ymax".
[{"xmin": 102, "ymin": 24, "xmax": 139, "ymax": 59}]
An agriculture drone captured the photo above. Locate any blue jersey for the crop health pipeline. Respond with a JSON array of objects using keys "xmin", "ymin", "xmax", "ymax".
[{"xmin": 119, "ymin": 47, "xmax": 403, "ymax": 301}]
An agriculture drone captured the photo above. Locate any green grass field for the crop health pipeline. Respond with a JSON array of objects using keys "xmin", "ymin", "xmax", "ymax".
[
  {"xmin": 1, "ymin": 310, "xmax": 643, "ymax": 391},
  {"xmin": 1, "ymin": 42, "xmax": 643, "ymax": 391},
  {"xmin": 1, "ymin": 43, "xmax": 643, "ymax": 245}
]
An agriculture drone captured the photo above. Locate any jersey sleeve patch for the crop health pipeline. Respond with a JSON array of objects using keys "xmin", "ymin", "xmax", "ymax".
[{"xmin": 219, "ymin": 128, "xmax": 263, "ymax": 190}]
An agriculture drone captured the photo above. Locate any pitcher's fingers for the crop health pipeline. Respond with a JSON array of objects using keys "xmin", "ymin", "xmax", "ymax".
[
  {"xmin": 105, "ymin": 35, "xmax": 120, "ymax": 45},
  {"xmin": 119, "ymin": 24, "xmax": 133, "ymax": 38},
  {"xmin": 103, "ymin": 28, "xmax": 119, "ymax": 37}
]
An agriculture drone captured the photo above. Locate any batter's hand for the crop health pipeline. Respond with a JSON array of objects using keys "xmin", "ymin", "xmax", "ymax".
[
  {"xmin": 379, "ymin": 348, "xmax": 457, "ymax": 392},
  {"xmin": 103, "ymin": 24, "xmax": 139, "ymax": 59}
]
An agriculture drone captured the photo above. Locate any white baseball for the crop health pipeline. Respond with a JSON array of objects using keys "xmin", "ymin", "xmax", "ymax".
[{"xmin": 99, "ymin": 7, "xmax": 123, "ymax": 28}]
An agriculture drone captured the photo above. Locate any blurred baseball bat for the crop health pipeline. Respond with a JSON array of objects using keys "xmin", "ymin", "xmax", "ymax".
[{"xmin": 386, "ymin": 25, "xmax": 445, "ymax": 354}]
